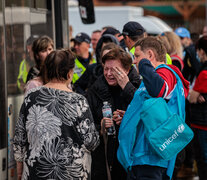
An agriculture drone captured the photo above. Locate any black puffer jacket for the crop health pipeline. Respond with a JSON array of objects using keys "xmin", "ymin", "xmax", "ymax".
[
  {"xmin": 190, "ymin": 61, "xmax": 207, "ymax": 126},
  {"xmin": 86, "ymin": 66, "xmax": 141, "ymax": 180}
]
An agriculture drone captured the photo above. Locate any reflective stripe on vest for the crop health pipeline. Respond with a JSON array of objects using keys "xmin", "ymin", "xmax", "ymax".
[
  {"xmin": 72, "ymin": 58, "xmax": 86, "ymax": 83},
  {"xmin": 17, "ymin": 59, "xmax": 28, "ymax": 89}
]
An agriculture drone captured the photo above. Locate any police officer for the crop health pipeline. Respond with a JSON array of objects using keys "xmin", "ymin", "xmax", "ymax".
[
  {"xmin": 119, "ymin": 21, "xmax": 146, "ymax": 60},
  {"xmin": 71, "ymin": 32, "xmax": 95, "ymax": 83},
  {"xmin": 17, "ymin": 35, "xmax": 39, "ymax": 91}
]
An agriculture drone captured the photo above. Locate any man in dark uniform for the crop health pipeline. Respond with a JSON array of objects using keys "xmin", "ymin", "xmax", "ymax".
[{"xmin": 71, "ymin": 32, "xmax": 95, "ymax": 83}]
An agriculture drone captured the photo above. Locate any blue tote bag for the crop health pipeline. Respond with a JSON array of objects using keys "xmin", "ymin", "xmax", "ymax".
[{"xmin": 140, "ymin": 96, "xmax": 194, "ymax": 160}]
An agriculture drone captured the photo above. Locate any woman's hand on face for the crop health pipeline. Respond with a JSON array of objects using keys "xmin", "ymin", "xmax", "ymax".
[
  {"xmin": 112, "ymin": 67, "xmax": 129, "ymax": 89},
  {"xmin": 101, "ymin": 117, "xmax": 113, "ymax": 135},
  {"xmin": 113, "ymin": 109, "xmax": 125, "ymax": 125}
]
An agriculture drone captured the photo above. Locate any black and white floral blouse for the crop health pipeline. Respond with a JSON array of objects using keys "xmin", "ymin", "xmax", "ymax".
[{"xmin": 13, "ymin": 86, "xmax": 99, "ymax": 180}]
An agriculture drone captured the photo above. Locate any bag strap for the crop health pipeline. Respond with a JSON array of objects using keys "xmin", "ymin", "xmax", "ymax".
[
  {"xmin": 176, "ymin": 84, "xmax": 184, "ymax": 121},
  {"xmin": 156, "ymin": 64, "xmax": 185, "ymax": 120},
  {"xmin": 102, "ymin": 120, "xmax": 112, "ymax": 180}
]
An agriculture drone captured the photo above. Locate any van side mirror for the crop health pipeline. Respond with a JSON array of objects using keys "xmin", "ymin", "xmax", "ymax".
[{"xmin": 78, "ymin": 0, "xmax": 95, "ymax": 24}]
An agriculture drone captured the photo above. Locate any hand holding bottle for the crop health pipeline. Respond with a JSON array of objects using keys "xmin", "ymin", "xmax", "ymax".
[
  {"xmin": 102, "ymin": 101, "xmax": 116, "ymax": 135},
  {"xmin": 101, "ymin": 117, "xmax": 114, "ymax": 135}
]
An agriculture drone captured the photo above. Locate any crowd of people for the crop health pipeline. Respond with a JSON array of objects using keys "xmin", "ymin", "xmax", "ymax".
[{"xmin": 13, "ymin": 21, "xmax": 207, "ymax": 180}]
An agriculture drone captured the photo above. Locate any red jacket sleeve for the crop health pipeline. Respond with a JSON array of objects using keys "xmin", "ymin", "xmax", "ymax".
[{"xmin": 193, "ymin": 70, "xmax": 207, "ymax": 93}]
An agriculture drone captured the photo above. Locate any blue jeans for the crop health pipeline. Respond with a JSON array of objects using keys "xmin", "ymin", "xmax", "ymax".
[{"xmin": 127, "ymin": 165, "xmax": 169, "ymax": 180}]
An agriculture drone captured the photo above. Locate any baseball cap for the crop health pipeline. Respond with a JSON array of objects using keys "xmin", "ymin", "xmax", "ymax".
[
  {"xmin": 102, "ymin": 27, "xmax": 120, "ymax": 36},
  {"xmin": 71, "ymin": 32, "xmax": 91, "ymax": 44},
  {"xmin": 174, "ymin": 27, "xmax": 191, "ymax": 38},
  {"xmin": 119, "ymin": 21, "xmax": 145, "ymax": 37},
  {"xmin": 26, "ymin": 35, "xmax": 39, "ymax": 46}
]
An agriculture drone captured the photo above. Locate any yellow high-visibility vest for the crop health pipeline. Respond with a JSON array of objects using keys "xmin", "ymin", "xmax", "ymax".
[
  {"xmin": 130, "ymin": 46, "xmax": 135, "ymax": 55},
  {"xmin": 72, "ymin": 56, "xmax": 96, "ymax": 83},
  {"xmin": 17, "ymin": 59, "xmax": 28, "ymax": 89},
  {"xmin": 89, "ymin": 57, "xmax": 96, "ymax": 64},
  {"xmin": 72, "ymin": 58, "xmax": 86, "ymax": 84},
  {"xmin": 166, "ymin": 53, "xmax": 172, "ymax": 65}
]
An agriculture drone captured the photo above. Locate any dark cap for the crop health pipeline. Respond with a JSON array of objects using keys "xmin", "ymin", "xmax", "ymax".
[
  {"xmin": 120, "ymin": 21, "xmax": 145, "ymax": 37},
  {"xmin": 26, "ymin": 34, "xmax": 39, "ymax": 46},
  {"xmin": 102, "ymin": 27, "xmax": 120, "ymax": 36},
  {"xmin": 71, "ymin": 32, "xmax": 91, "ymax": 44}
]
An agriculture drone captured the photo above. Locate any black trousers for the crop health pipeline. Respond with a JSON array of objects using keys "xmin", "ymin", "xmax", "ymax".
[{"xmin": 127, "ymin": 165, "xmax": 169, "ymax": 180}]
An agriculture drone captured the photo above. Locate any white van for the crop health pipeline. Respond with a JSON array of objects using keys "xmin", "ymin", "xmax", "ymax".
[{"xmin": 69, "ymin": 6, "xmax": 172, "ymax": 37}]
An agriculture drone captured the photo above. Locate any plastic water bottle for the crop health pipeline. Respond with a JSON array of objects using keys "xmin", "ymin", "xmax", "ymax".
[{"xmin": 102, "ymin": 101, "xmax": 116, "ymax": 135}]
